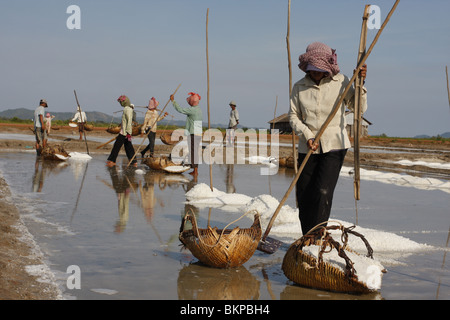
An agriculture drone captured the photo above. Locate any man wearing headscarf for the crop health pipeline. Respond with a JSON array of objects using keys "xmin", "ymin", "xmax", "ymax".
[
  {"xmin": 106, "ymin": 95, "xmax": 138, "ymax": 167},
  {"xmin": 170, "ymin": 92, "xmax": 203, "ymax": 176},
  {"xmin": 140, "ymin": 97, "xmax": 168, "ymax": 158},
  {"xmin": 289, "ymin": 42, "xmax": 368, "ymax": 235}
]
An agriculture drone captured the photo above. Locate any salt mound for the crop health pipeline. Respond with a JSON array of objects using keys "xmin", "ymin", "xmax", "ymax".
[
  {"xmin": 185, "ymin": 183, "xmax": 252, "ymax": 206},
  {"xmin": 68, "ymin": 152, "xmax": 92, "ymax": 161},
  {"xmin": 341, "ymin": 166, "xmax": 450, "ymax": 193},
  {"xmin": 163, "ymin": 165, "xmax": 190, "ymax": 173},
  {"xmin": 302, "ymin": 245, "xmax": 385, "ymax": 290}
]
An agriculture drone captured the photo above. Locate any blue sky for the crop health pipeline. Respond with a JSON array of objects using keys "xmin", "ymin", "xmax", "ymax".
[{"xmin": 0, "ymin": 0, "xmax": 449, "ymax": 137}]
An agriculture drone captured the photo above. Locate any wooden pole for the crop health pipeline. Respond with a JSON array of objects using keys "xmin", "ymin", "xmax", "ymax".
[
  {"xmin": 272, "ymin": 96, "xmax": 278, "ymax": 131},
  {"xmin": 286, "ymin": 0, "xmax": 297, "ymax": 174},
  {"xmin": 261, "ymin": 0, "xmax": 401, "ymax": 243},
  {"xmin": 73, "ymin": 90, "xmax": 89, "ymax": 154},
  {"xmin": 126, "ymin": 84, "xmax": 181, "ymax": 168},
  {"xmin": 206, "ymin": 8, "xmax": 213, "ymax": 191},
  {"xmin": 446, "ymin": 66, "xmax": 450, "ymax": 109},
  {"xmin": 96, "ymin": 136, "xmax": 116, "ymax": 149},
  {"xmin": 353, "ymin": 5, "xmax": 370, "ymax": 203}
]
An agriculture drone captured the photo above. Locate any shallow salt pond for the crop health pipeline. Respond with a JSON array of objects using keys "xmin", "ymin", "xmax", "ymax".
[{"xmin": 0, "ymin": 151, "xmax": 449, "ymax": 300}]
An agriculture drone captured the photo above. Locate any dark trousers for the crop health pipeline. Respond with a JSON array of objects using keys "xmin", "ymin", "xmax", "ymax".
[
  {"xmin": 296, "ymin": 149, "xmax": 347, "ymax": 235},
  {"xmin": 188, "ymin": 134, "xmax": 201, "ymax": 168},
  {"xmin": 107, "ymin": 134, "xmax": 137, "ymax": 164},
  {"xmin": 141, "ymin": 131, "xmax": 156, "ymax": 156}
]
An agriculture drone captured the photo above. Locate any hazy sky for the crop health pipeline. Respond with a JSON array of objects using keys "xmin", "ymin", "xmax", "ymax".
[{"xmin": 1, "ymin": 0, "xmax": 449, "ymax": 137}]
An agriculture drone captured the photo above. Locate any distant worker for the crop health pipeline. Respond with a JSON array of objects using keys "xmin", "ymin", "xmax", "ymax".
[
  {"xmin": 45, "ymin": 113, "xmax": 55, "ymax": 135},
  {"xmin": 34, "ymin": 99, "xmax": 48, "ymax": 154},
  {"xmin": 71, "ymin": 106, "xmax": 87, "ymax": 140},
  {"xmin": 226, "ymin": 100, "xmax": 239, "ymax": 146},
  {"xmin": 141, "ymin": 97, "xmax": 168, "ymax": 158}
]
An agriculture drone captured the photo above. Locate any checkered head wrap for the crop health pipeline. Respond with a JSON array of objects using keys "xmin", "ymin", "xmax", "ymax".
[{"xmin": 298, "ymin": 42, "xmax": 340, "ymax": 76}]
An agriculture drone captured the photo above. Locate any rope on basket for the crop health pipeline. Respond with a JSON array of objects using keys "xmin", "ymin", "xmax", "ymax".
[{"xmin": 182, "ymin": 208, "xmax": 260, "ymax": 248}]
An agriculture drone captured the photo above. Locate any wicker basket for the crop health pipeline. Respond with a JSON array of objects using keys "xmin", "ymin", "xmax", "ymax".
[
  {"xmin": 106, "ymin": 125, "xmax": 121, "ymax": 134},
  {"xmin": 160, "ymin": 132, "xmax": 180, "ymax": 145},
  {"xmin": 279, "ymin": 156, "xmax": 295, "ymax": 168},
  {"xmin": 106, "ymin": 124, "xmax": 142, "ymax": 136},
  {"xmin": 131, "ymin": 124, "xmax": 142, "ymax": 136},
  {"xmin": 179, "ymin": 210, "xmax": 262, "ymax": 269},
  {"xmin": 282, "ymin": 224, "xmax": 380, "ymax": 294},
  {"xmin": 83, "ymin": 123, "xmax": 94, "ymax": 131},
  {"xmin": 41, "ymin": 144, "xmax": 70, "ymax": 161},
  {"xmin": 143, "ymin": 156, "xmax": 175, "ymax": 170}
]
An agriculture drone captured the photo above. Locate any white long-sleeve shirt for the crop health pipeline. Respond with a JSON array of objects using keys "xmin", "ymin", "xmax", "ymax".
[
  {"xmin": 72, "ymin": 111, "xmax": 87, "ymax": 123},
  {"xmin": 289, "ymin": 73, "xmax": 367, "ymax": 154},
  {"xmin": 228, "ymin": 109, "xmax": 239, "ymax": 128}
]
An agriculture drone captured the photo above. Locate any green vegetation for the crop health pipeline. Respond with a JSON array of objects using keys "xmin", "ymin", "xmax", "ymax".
[{"xmin": 370, "ymin": 133, "xmax": 450, "ymax": 142}]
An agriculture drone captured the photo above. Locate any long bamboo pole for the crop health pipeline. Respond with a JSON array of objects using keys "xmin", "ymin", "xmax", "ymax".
[
  {"xmin": 73, "ymin": 90, "xmax": 89, "ymax": 154},
  {"xmin": 272, "ymin": 96, "xmax": 278, "ymax": 131},
  {"xmin": 287, "ymin": 0, "xmax": 297, "ymax": 174},
  {"xmin": 446, "ymin": 66, "xmax": 450, "ymax": 109},
  {"xmin": 353, "ymin": 5, "xmax": 370, "ymax": 203},
  {"xmin": 260, "ymin": 0, "xmax": 401, "ymax": 244},
  {"xmin": 206, "ymin": 8, "xmax": 213, "ymax": 192}
]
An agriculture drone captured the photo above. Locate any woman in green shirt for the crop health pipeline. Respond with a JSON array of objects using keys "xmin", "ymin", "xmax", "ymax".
[{"xmin": 170, "ymin": 92, "xmax": 203, "ymax": 176}]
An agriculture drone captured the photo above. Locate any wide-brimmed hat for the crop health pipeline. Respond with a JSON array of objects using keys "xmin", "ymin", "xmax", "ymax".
[{"xmin": 229, "ymin": 100, "xmax": 237, "ymax": 106}]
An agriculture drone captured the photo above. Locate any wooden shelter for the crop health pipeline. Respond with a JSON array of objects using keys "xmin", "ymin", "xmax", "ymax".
[
  {"xmin": 345, "ymin": 111, "xmax": 372, "ymax": 138},
  {"xmin": 268, "ymin": 113, "xmax": 292, "ymax": 133}
]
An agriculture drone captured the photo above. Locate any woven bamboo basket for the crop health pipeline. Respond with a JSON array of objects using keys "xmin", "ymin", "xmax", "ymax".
[
  {"xmin": 131, "ymin": 124, "xmax": 142, "ymax": 136},
  {"xmin": 106, "ymin": 124, "xmax": 142, "ymax": 136},
  {"xmin": 282, "ymin": 224, "xmax": 380, "ymax": 294},
  {"xmin": 83, "ymin": 123, "xmax": 94, "ymax": 131},
  {"xmin": 179, "ymin": 210, "xmax": 262, "ymax": 269},
  {"xmin": 106, "ymin": 125, "xmax": 121, "ymax": 134},
  {"xmin": 279, "ymin": 156, "xmax": 295, "ymax": 168},
  {"xmin": 143, "ymin": 156, "xmax": 175, "ymax": 171},
  {"xmin": 160, "ymin": 132, "xmax": 180, "ymax": 145},
  {"xmin": 41, "ymin": 144, "xmax": 70, "ymax": 161}
]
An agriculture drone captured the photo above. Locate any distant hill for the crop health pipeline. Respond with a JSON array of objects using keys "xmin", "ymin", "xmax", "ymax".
[
  {"xmin": 414, "ymin": 132, "xmax": 450, "ymax": 139},
  {"xmin": 0, "ymin": 108, "xmax": 228, "ymax": 128},
  {"xmin": 0, "ymin": 108, "xmax": 113, "ymax": 123}
]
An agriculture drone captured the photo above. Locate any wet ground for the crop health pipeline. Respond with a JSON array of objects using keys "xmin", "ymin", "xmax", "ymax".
[{"xmin": 0, "ymin": 150, "xmax": 448, "ymax": 300}]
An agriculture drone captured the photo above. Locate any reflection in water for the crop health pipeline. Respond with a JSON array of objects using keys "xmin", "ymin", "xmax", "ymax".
[
  {"xmin": 106, "ymin": 167, "xmax": 137, "ymax": 233},
  {"xmin": 225, "ymin": 164, "xmax": 236, "ymax": 194},
  {"xmin": 177, "ymin": 263, "xmax": 260, "ymax": 300},
  {"xmin": 32, "ymin": 156, "xmax": 69, "ymax": 193}
]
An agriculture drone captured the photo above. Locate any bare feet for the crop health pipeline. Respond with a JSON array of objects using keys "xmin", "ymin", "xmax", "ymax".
[{"xmin": 106, "ymin": 161, "xmax": 116, "ymax": 167}]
